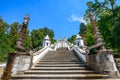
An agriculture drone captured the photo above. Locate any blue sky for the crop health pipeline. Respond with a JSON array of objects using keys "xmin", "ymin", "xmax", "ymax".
[{"xmin": 0, "ymin": 0, "xmax": 120, "ymax": 40}]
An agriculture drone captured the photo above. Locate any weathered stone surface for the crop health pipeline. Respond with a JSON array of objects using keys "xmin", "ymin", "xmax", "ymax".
[
  {"xmin": 88, "ymin": 50, "xmax": 120, "ymax": 78},
  {"xmin": 11, "ymin": 48, "xmax": 112, "ymax": 80},
  {"xmin": 2, "ymin": 53, "xmax": 17, "ymax": 80},
  {"xmin": 12, "ymin": 54, "xmax": 32, "ymax": 75},
  {"xmin": 15, "ymin": 14, "xmax": 30, "ymax": 52}
]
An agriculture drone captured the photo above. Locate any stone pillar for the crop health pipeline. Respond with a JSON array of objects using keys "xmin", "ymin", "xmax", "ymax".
[
  {"xmin": 15, "ymin": 14, "xmax": 30, "ymax": 52},
  {"xmin": 2, "ymin": 14, "xmax": 30, "ymax": 80},
  {"xmin": 89, "ymin": 12, "xmax": 105, "ymax": 50},
  {"xmin": 87, "ymin": 12, "xmax": 120, "ymax": 78}
]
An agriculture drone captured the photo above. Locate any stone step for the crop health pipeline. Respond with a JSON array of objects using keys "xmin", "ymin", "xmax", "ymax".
[
  {"xmin": 41, "ymin": 49, "xmax": 82, "ymax": 62},
  {"xmin": 40, "ymin": 60, "xmax": 81, "ymax": 62},
  {"xmin": 24, "ymin": 70, "xmax": 94, "ymax": 74},
  {"xmin": 11, "ymin": 79, "xmax": 120, "ymax": 80},
  {"xmin": 11, "ymin": 48, "xmax": 113, "ymax": 80},
  {"xmin": 11, "ymin": 74, "xmax": 109, "ymax": 79},
  {"xmin": 31, "ymin": 66, "xmax": 87, "ymax": 70},
  {"xmin": 35, "ymin": 64, "xmax": 85, "ymax": 67},
  {"xmin": 41, "ymin": 60, "xmax": 81, "ymax": 62},
  {"xmin": 38, "ymin": 61, "xmax": 83, "ymax": 64}
]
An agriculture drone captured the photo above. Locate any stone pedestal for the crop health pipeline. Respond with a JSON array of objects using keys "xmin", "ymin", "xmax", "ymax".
[
  {"xmin": 88, "ymin": 50, "xmax": 120, "ymax": 78},
  {"xmin": 2, "ymin": 53, "xmax": 32, "ymax": 80},
  {"xmin": 12, "ymin": 53, "xmax": 32, "ymax": 75}
]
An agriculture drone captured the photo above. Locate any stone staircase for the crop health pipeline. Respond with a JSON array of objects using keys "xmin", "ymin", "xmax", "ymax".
[{"xmin": 11, "ymin": 48, "xmax": 114, "ymax": 80}]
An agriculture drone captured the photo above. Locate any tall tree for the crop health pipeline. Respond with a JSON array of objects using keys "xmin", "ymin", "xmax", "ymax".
[
  {"xmin": 24, "ymin": 30, "xmax": 32, "ymax": 50},
  {"xmin": 9, "ymin": 22, "xmax": 21, "ymax": 48},
  {"xmin": 67, "ymin": 35, "xmax": 76, "ymax": 44},
  {"xmin": 0, "ymin": 18, "xmax": 14, "ymax": 62},
  {"xmin": 85, "ymin": 0, "xmax": 120, "ymax": 50},
  {"xmin": 40, "ymin": 27, "xmax": 54, "ymax": 44},
  {"xmin": 0, "ymin": 18, "xmax": 9, "ymax": 33},
  {"xmin": 31, "ymin": 27, "xmax": 55, "ymax": 51},
  {"xmin": 83, "ymin": 23, "xmax": 95, "ymax": 46},
  {"xmin": 112, "ymin": 12, "xmax": 120, "ymax": 51},
  {"xmin": 79, "ymin": 23, "xmax": 86, "ymax": 36},
  {"xmin": 31, "ymin": 29, "xmax": 44, "ymax": 50}
]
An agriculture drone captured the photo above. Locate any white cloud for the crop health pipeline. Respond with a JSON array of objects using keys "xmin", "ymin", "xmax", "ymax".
[{"xmin": 69, "ymin": 14, "xmax": 86, "ymax": 24}]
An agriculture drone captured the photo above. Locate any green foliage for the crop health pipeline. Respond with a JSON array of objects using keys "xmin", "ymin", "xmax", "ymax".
[
  {"xmin": 83, "ymin": 23, "xmax": 95, "ymax": 46},
  {"xmin": 9, "ymin": 22, "xmax": 21, "ymax": 48},
  {"xmin": 24, "ymin": 30, "xmax": 32, "ymax": 50},
  {"xmin": 98, "ymin": 14, "xmax": 113, "ymax": 49},
  {"xmin": 67, "ymin": 35, "xmax": 76, "ymax": 44},
  {"xmin": 78, "ymin": 22, "xmax": 94, "ymax": 46},
  {"xmin": 112, "ymin": 14, "xmax": 120, "ymax": 51},
  {"xmin": 0, "ymin": 33, "xmax": 12, "ymax": 62},
  {"xmin": 0, "ymin": 19, "xmax": 15, "ymax": 62},
  {"xmin": 85, "ymin": 0, "xmax": 116, "ymax": 17},
  {"xmin": 0, "ymin": 17, "xmax": 55, "ymax": 62},
  {"xmin": 31, "ymin": 27, "xmax": 55, "ymax": 51},
  {"xmin": 31, "ymin": 29, "xmax": 44, "ymax": 50},
  {"xmin": 40, "ymin": 27, "xmax": 54, "ymax": 44},
  {"xmin": 68, "ymin": 23, "xmax": 87, "ymax": 45},
  {"xmin": 85, "ymin": 0, "xmax": 120, "ymax": 56},
  {"xmin": 79, "ymin": 23, "xmax": 86, "ymax": 35},
  {"xmin": 114, "ymin": 51, "xmax": 120, "ymax": 58}
]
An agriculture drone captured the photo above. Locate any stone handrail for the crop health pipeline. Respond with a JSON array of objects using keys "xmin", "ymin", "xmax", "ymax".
[
  {"xmin": 32, "ymin": 47, "xmax": 48, "ymax": 56},
  {"xmin": 71, "ymin": 46, "xmax": 86, "ymax": 63},
  {"xmin": 54, "ymin": 44, "xmax": 57, "ymax": 51},
  {"xmin": 32, "ymin": 46, "xmax": 53, "ymax": 64}
]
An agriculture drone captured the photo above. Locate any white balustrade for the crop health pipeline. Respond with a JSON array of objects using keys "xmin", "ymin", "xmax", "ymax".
[
  {"xmin": 71, "ymin": 46, "xmax": 86, "ymax": 62},
  {"xmin": 32, "ymin": 46, "xmax": 53, "ymax": 64}
]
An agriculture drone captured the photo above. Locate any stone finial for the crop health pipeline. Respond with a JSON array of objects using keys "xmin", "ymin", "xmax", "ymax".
[
  {"xmin": 44, "ymin": 35, "xmax": 50, "ymax": 40},
  {"xmin": 76, "ymin": 34, "xmax": 82, "ymax": 39},
  {"xmin": 24, "ymin": 14, "xmax": 30, "ymax": 24}
]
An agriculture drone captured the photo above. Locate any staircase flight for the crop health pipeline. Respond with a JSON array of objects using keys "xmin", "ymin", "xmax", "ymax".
[{"xmin": 11, "ymin": 48, "xmax": 111, "ymax": 80}]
